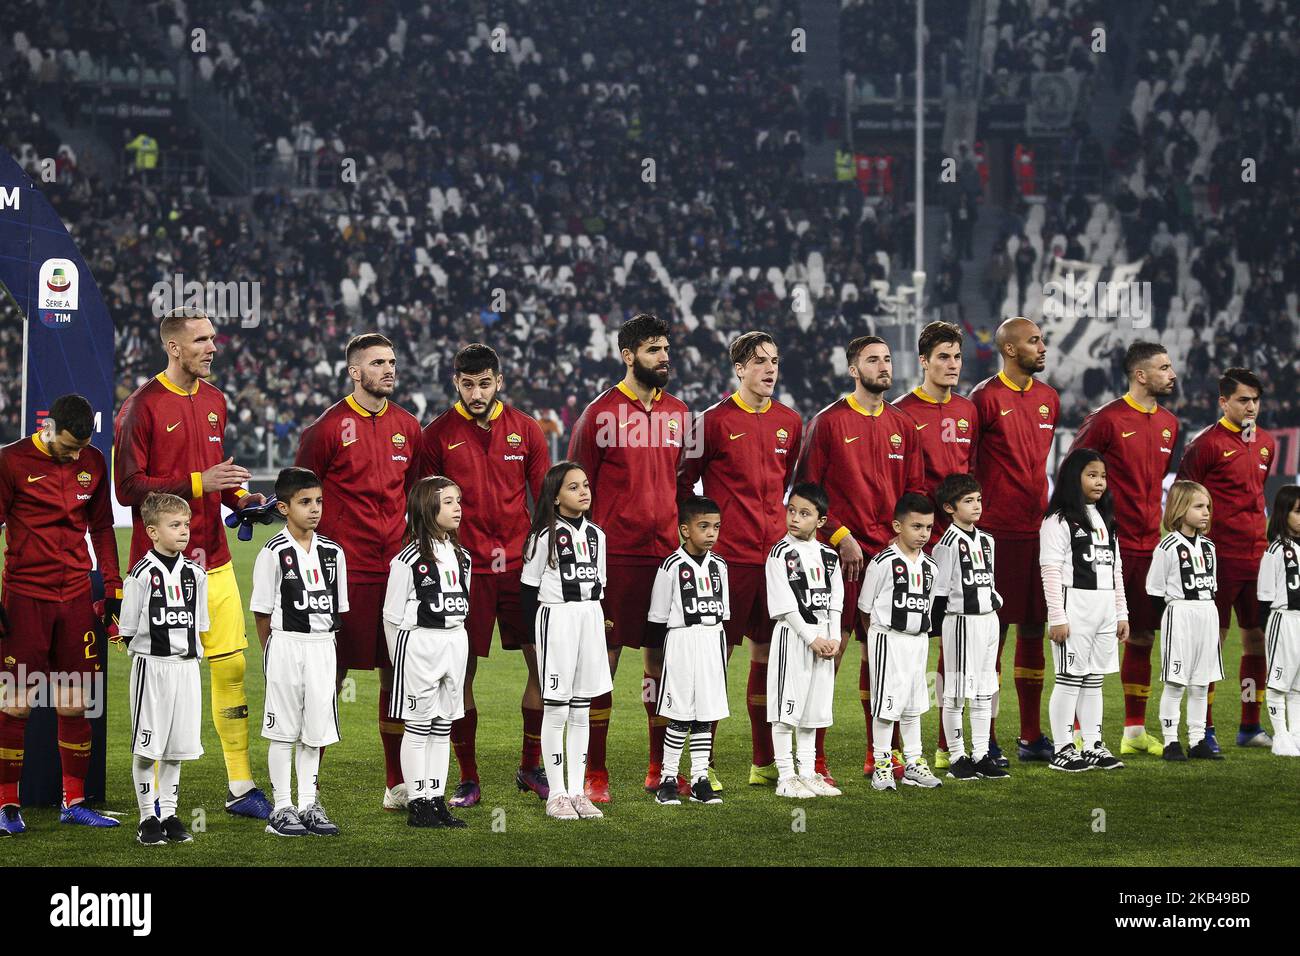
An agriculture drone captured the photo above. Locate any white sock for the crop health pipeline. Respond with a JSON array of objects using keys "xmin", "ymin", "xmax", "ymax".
[
  {"xmin": 970, "ymin": 696, "xmax": 992, "ymax": 761},
  {"xmin": 689, "ymin": 722, "xmax": 712, "ymax": 782},
  {"xmin": 795, "ymin": 727, "xmax": 816, "ymax": 778},
  {"xmin": 157, "ymin": 760, "xmax": 181, "ymax": 820},
  {"xmin": 662, "ymin": 721, "xmax": 688, "ymax": 781},
  {"xmin": 428, "ymin": 718, "xmax": 451, "ymax": 797},
  {"xmin": 1289, "ymin": 693, "xmax": 1300, "ymax": 737},
  {"xmin": 1078, "ymin": 676, "xmax": 1104, "ymax": 747},
  {"xmin": 991, "ymin": 685, "xmax": 1001, "ymax": 719},
  {"xmin": 900, "ymin": 714, "xmax": 922, "ymax": 762},
  {"xmin": 401, "ymin": 721, "xmax": 432, "ymax": 799},
  {"xmin": 1049, "ymin": 676, "xmax": 1083, "ymax": 750},
  {"xmin": 267, "ymin": 740, "xmax": 294, "ymax": 810},
  {"xmin": 772, "ymin": 722, "xmax": 795, "ymax": 779},
  {"xmin": 565, "ymin": 699, "xmax": 590, "ymax": 798},
  {"xmin": 541, "ymin": 702, "xmax": 569, "ymax": 796},
  {"xmin": 1267, "ymin": 690, "xmax": 1289, "ymax": 739},
  {"xmin": 132, "ymin": 756, "xmax": 157, "ymax": 822},
  {"xmin": 1158, "ymin": 684, "xmax": 1185, "ymax": 745},
  {"xmin": 295, "ymin": 743, "xmax": 320, "ymax": 810},
  {"xmin": 872, "ymin": 717, "xmax": 895, "ymax": 765},
  {"xmin": 942, "ymin": 701, "xmax": 966, "ymax": 759},
  {"xmin": 1187, "ymin": 685, "xmax": 1209, "ymax": 746}
]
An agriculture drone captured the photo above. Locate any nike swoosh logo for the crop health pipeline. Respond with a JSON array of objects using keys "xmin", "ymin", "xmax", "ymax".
[
  {"xmin": 728, "ymin": 433, "xmax": 746, "ymax": 441},
  {"xmin": 166, "ymin": 422, "xmax": 181, "ymax": 433},
  {"xmin": 915, "ymin": 423, "xmax": 928, "ymax": 430},
  {"xmin": 26, "ymin": 474, "xmax": 45, "ymax": 483},
  {"xmin": 1121, "ymin": 431, "xmax": 1136, "ymax": 438},
  {"xmin": 1000, "ymin": 409, "xmax": 1013, "ymax": 416},
  {"xmin": 1223, "ymin": 450, "xmax": 1238, "ymax": 457},
  {"xmin": 342, "ymin": 439, "xmax": 358, "ymax": 447},
  {"xmin": 448, "ymin": 441, "xmax": 466, "ymax": 450},
  {"xmin": 844, "ymin": 436, "xmax": 860, "ymax": 444}
]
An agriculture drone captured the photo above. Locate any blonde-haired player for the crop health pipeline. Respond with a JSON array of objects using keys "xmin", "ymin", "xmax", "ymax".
[{"xmin": 1145, "ymin": 481, "xmax": 1223, "ymax": 761}]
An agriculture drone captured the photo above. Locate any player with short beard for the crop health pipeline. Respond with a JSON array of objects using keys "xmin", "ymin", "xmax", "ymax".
[
  {"xmin": 418, "ymin": 345, "xmax": 551, "ymax": 806},
  {"xmin": 295, "ymin": 333, "xmax": 423, "ymax": 809},
  {"xmin": 793, "ymin": 335, "xmax": 927, "ymax": 777}
]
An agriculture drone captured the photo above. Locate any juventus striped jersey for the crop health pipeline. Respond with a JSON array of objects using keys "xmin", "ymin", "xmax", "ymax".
[
  {"xmin": 931, "ymin": 523, "xmax": 1003, "ymax": 615},
  {"xmin": 1039, "ymin": 507, "xmax": 1123, "ymax": 591},
  {"xmin": 859, "ymin": 544, "xmax": 938, "ymax": 635},
  {"xmin": 766, "ymin": 534, "xmax": 844, "ymax": 640},
  {"xmin": 119, "ymin": 549, "xmax": 210, "ymax": 659},
  {"xmin": 249, "ymin": 531, "xmax": 349, "ymax": 637},
  {"xmin": 383, "ymin": 538, "xmax": 472, "ymax": 631},
  {"xmin": 649, "ymin": 547, "xmax": 731, "ymax": 629},
  {"xmin": 1257, "ymin": 538, "xmax": 1300, "ymax": 611},
  {"xmin": 521, "ymin": 516, "xmax": 607, "ymax": 604},
  {"xmin": 1145, "ymin": 531, "xmax": 1217, "ymax": 602}
]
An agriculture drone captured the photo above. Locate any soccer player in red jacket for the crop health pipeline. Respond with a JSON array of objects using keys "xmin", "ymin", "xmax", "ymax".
[
  {"xmin": 295, "ymin": 333, "xmax": 423, "ymax": 807},
  {"xmin": 677, "ymin": 331, "xmax": 803, "ymax": 787},
  {"xmin": 0, "ymin": 394, "xmax": 121, "ymax": 834},
  {"xmin": 419, "ymin": 344, "xmax": 551, "ymax": 806},
  {"xmin": 793, "ymin": 335, "xmax": 927, "ymax": 774},
  {"xmin": 568, "ymin": 313, "xmax": 691, "ymax": 802},
  {"xmin": 115, "ymin": 307, "xmax": 271, "ymax": 818},
  {"xmin": 1176, "ymin": 367, "xmax": 1277, "ymax": 752},
  {"xmin": 1069, "ymin": 342, "xmax": 1179, "ymax": 757},
  {"xmin": 968, "ymin": 317, "xmax": 1059, "ymax": 762},
  {"xmin": 894, "ymin": 320, "xmax": 980, "ymax": 767}
]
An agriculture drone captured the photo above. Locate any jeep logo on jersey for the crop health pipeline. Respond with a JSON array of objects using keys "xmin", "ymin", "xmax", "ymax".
[
  {"xmin": 961, "ymin": 568, "xmax": 994, "ymax": 587},
  {"xmin": 425, "ymin": 592, "xmax": 469, "ymax": 615},
  {"xmin": 776, "ymin": 427, "xmax": 789, "ymax": 446},
  {"xmin": 806, "ymin": 590, "xmax": 832, "ymax": 610},
  {"xmin": 1182, "ymin": 573, "xmax": 1214, "ymax": 591},
  {"xmin": 506, "ymin": 431, "xmax": 522, "ymax": 447},
  {"xmin": 561, "ymin": 563, "xmax": 600, "ymax": 582},
  {"xmin": 683, "ymin": 598, "xmax": 725, "ymax": 616},
  {"xmin": 293, "ymin": 591, "xmax": 334, "ymax": 612},
  {"xmin": 76, "ymin": 470, "xmax": 92, "ymax": 488},
  {"xmin": 151, "ymin": 607, "xmax": 195, "ymax": 627},
  {"xmin": 893, "ymin": 593, "xmax": 928, "ymax": 611},
  {"xmin": 391, "ymin": 433, "xmax": 407, "ymax": 449},
  {"xmin": 1079, "ymin": 546, "xmax": 1115, "ymax": 566}
]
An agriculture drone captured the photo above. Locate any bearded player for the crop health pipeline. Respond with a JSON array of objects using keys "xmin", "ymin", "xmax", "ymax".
[
  {"xmin": 677, "ymin": 331, "xmax": 803, "ymax": 788},
  {"xmin": 419, "ymin": 344, "xmax": 551, "ymax": 806},
  {"xmin": 968, "ymin": 317, "xmax": 1059, "ymax": 763},
  {"xmin": 569, "ymin": 313, "xmax": 691, "ymax": 802},
  {"xmin": 1176, "ymin": 367, "xmax": 1277, "ymax": 751},
  {"xmin": 793, "ymin": 335, "xmax": 927, "ymax": 777},
  {"xmin": 894, "ymin": 320, "xmax": 988, "ymax": 768},
  {"xmin": 1069, "ymin": 342, "xmax": 1179, "ymax": 757},
  {"xmin": 296, "ymin": 333, "xmax": 423, "ymax": 807},
  {"xmin": 115, "ymin": 308, "xmax": 271, "ymax": 818}
]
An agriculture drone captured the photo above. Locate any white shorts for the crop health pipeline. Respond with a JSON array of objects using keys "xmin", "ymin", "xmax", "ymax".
[
  {"xmin": 941, "ymin": 612, "xmax": 999, "ymax": 703},
  {"xmin": 387, "ymin": 625, "xmax": 468, "ymax": 722},
  {"xmin": 1160, "ymin": 601, "xmax": 1223, "ymax": 687},
  {"xmin": 867, "ymin": 627, "xmax": 930, "ymax": 721},
  {"xmin": 129, "ymin": 654, "xmax": 203, "ymax": 761},
  {"xmin": 1265, "ymin": 610, "xmax": 1300, "ymax": 693},
  {"xmin": 769, "ymin": 623, "xmax": 836, "ymax": 728},
  {"xmin": 262, "ymin": 631, "xmax": 340, "ymax": 747},
  {"xmin": 537, "ymin": 602, "xmax": 612, "ymax": 702},
  {"xmin": 1052, "ymin": 588, "xmax": 1120, "ymax": 678},
  {"xmin": 658, "ymin": 624, "xmax": 729, "ymax": 723}
]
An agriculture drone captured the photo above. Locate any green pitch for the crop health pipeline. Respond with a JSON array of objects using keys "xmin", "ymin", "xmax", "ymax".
[{"xmin": 5, "ymin": 525, "xmax": 1297, "ymax": 866}]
